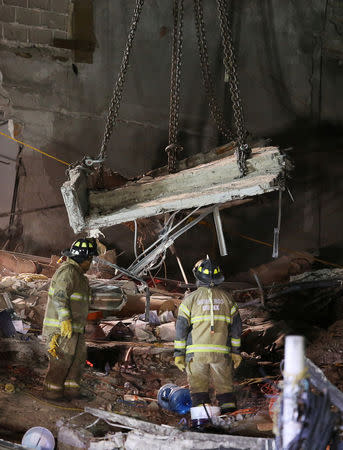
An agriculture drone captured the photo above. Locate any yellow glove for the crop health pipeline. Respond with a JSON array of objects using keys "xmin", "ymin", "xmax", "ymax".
[
  {"xmin": 48, "ymin": 334, "xmax": 60, "ymax": 359},
  {"xmin": 231, "ymin": 353, "xmax": 242, "ymax": 369},
  {"xmin": 60, "ymin": 319, "xmax": 72, "ymax": 339},
  {"xmin": 174, "ymin": 356, "xmax": 186, "ymax": 372}
]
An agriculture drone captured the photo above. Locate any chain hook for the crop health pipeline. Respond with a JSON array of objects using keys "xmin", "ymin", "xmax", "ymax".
[
  {"xmin": 165, "ymin": 143, "xmax": 183, "ymax": 173},
  {"xmin": 84, "ymin": 157, "xmax": 106, "ymax": 167}
]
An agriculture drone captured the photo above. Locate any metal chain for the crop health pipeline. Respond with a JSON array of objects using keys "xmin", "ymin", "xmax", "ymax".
[
  {"xmin": 216, "ymin": 0, "xmax": 251, "ymax": 176},
  {"xmin": 98, "ymin": 0, "xmax": 145, "ymax": 162},
  {"xmin": 193, "ymin": 0, "xmax": 235, "ymax": 142},
  {"xmin": 165, "ymin": 0, "xmax": 184, "ymax": 173}
]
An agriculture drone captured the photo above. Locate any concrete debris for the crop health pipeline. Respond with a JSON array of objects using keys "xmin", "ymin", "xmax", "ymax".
[
  {"xmin": 0, "ymin": 336, "xmax": 47, "ymax": 367},
  {"xmin": 130, "ymin": 320, "xmax": 157, "ymax": 342},
  {"xmin": 55, "ymin": 407, "xmax": 276, "ymax": 450},
  {"xmin": 138, "ymin": 310, "xmax": 160, "ymax": 325},
  {"xmin": 155, "ymin": 322, "xmax": 176, "ymax": 341},
  {"xmin": 290, "ymin": 267, "xmax": 343, "ymax": 282},
  {"xmin": 159, "ymin": 310, "xmax": 176, "ymax": 323}
]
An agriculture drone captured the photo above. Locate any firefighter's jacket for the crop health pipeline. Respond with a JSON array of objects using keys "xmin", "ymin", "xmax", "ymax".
[
  {"xmin": 43, "ymin": 258, "xmax": 91, "ymax": 337},
  {"xmin": 174, "ymin": 286, "xmax": 242, "ymax": 361}
]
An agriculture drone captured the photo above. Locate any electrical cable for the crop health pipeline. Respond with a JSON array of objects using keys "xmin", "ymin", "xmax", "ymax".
[
  {"xmin": 127, "ymin": 207, "xmax": 195, "ymax": 268},
  {"xmin": 24, "ymin": 391, "xmax": 83, "ymax": 411},
  {"xmin": 234, "ymin": 232, "xmax": 343, "ymax": 269},
  {"xmin": 133, "ymin": 219, "xmax": 138, "ymax": 259},
  {"xmin": 0, "ymin": 131, "xmax": 70, "ymax": 166},
  {"xmin": 129, "ymin": 211, "xmax": 179, "ymax": 276},
  {"xmin": 277, "ymin": 386, "xmax": 340, "ymax": 450}
]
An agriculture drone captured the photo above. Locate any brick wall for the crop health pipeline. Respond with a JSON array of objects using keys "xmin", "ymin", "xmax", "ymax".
[{"xmin": 0, "ymin": 0, "xmax": 72, "ymax": 47}]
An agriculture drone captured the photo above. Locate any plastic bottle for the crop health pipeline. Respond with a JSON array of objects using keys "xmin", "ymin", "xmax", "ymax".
[
  {"xmin": 158, "ymin": 384, "xmax": 192, "ymax": 415},
  {"xmin": 157, "ymin": 383, "xmax": 177, "ymax": 409},
  {"xmin": 21, "ymin": 426, "xmax": 55, "ymax": 450}
]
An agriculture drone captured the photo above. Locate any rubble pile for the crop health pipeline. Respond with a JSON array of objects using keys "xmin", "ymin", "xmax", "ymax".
[{"xmin": 2, "ymin": 248, "xmax": 343, "ymax": 447}]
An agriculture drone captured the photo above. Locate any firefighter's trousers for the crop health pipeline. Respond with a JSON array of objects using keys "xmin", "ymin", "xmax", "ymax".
[
  {"xmin": 186, "ymin": 353, "xmax": 236, "ymax": 411},
  {"xmin": 43, "ymin": 333, "xmax": 86, "ymax": 400}
]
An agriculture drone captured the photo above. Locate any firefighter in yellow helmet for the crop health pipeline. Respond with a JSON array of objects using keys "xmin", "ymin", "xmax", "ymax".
[
  {"xmin": 174, "ymin": 257, "xmax": 242, "ymax": 413},
  {"xmin": 42, "ymin": 238, "xmax": 98, "ymax": 401}
]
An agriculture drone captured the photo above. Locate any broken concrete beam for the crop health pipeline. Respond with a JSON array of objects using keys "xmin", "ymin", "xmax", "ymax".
[
  {"xmin": 62, "ymin": 146, "xmax": 287, "ymax": 233},
  {"xmin": 145, "ymin": 138, "xmax": 271, "ymax": 178},
  {"xmin": 61, "ymin": 166, "xmax": 88, "ymax": 233},
  {"xmin": 146, "ymin": 141, "xmax": 237, "ymax": 178},
  {"xmin": 125, "ymin": 429, "xmax": 275, "ymax": 450},
  {"xmin": 84, "ymin": 407, "xmax": 276, "ymax": 450},
  {"xmin": 57, "ymin": 421, "xmax": 94, "ymax": 450}
]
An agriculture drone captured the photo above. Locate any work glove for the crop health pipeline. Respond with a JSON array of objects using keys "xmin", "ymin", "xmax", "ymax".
[
  {"xmin": 60, "ymin": 319, "xmax": 72, "ymax": 339},
  {"xmin": 231, "ymin": 353, "xmax": 242, "ymax": 370},
  {"xmin": 48, "ymin": 334, "xmax": 60, "ymax": 358},
  {"xmin": 174, "ymin": 356, "xmax": 186, "ymax": 372}
]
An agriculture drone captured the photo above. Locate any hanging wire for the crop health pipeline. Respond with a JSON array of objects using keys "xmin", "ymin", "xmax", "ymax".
[
  {"xmin": 127, "ymin": 207, "xmax": 198, "ymax": 270},
  {"xmin": 133, "ymin": 219, "xmax": 138, "ymax": 259}
]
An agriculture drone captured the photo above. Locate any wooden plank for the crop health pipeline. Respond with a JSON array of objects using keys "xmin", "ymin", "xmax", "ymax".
[{"xmin": 86, "ymin": 340, "xmax": 173, "ymax": 349}]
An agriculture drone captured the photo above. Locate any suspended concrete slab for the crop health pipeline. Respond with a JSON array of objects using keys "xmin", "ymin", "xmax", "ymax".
[{"xmin": 61, "ymin": 146, "xmax": 287, "ymax": 233}]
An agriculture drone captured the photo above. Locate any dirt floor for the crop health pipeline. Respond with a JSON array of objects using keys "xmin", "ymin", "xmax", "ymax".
[{"xmin": 0, "ymin": 339, "xmax": 276, "ymax": 446}]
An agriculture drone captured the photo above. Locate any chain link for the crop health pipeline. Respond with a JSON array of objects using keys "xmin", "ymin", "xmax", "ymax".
[
  {"xmin": 216, "ymin": 0, "xmax": 251, "ymax": 176},
  {"xmin": 98, "ymin": 0, "xmax": 145, "ymax": 162},
  {"xmin": 193, "ymin": 0, "xmax": 235, "ymax": 143},
  {"xmin": 165, "ymin": 0, "xmax": 184, "ymax": 173}
]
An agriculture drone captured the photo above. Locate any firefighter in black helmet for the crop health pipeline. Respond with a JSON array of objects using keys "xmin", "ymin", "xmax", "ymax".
[
  {"xmin": 42, "ymin": 238, "xmax": 98, "ymax": 401},
  {"xmin": 174, "ymin": 256, "xmax": 242, "ymax": 413}
]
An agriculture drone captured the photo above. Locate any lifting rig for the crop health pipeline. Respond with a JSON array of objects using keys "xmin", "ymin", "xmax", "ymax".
[{"xmin": 61, "ymin": 0, "xmax": 289, "ymax": 319}]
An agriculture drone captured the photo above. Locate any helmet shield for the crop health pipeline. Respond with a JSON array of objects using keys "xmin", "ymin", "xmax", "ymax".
[
  {"xmin": 193, "ymin": 257, "xmax": 224, "ymax": 286},
  {"xmin": 62, "ymin": 238, "xmax": 98, "ymax": 262}
]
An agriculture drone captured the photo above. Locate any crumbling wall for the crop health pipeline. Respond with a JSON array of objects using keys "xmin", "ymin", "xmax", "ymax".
[{"xmin": 0, "ymin": 0, "xmax": 71, "ymax": 48}]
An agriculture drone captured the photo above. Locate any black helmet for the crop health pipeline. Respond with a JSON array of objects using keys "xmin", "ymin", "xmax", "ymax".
[
  {"xmin": 62, "ymin": 238, "xmax": 98, "ymax": 262},
  {"xmin": 193, "ymin": 257, "xmax": 224, "ymax": 286}
]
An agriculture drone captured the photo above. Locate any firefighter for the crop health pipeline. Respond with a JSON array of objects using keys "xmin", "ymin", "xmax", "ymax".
[
  {"xmin": 174, "ymin": 257, "xmax": 242, "ymax": 413},
  {"xmin": 42, "ymin": 238, "xmax": 98, "ymax": 401}
]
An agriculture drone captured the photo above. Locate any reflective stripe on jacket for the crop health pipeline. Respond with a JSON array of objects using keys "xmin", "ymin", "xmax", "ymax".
[
  {"xmin": 174, "ymin": 286, "xmax": 242, "ymax": 361},
  {"xmin": 42, "ymin": 258, "xmax": 90, "ymax": 337}
]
